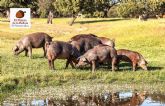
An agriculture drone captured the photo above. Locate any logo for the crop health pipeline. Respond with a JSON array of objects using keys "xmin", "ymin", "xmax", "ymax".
[
  {"xmin": 10, "ymin": 8, "xmax": 31, "ymax": 28},
  {"xmin": 16, "ymin": 10, "xmax": 26, "ymax": 18}
]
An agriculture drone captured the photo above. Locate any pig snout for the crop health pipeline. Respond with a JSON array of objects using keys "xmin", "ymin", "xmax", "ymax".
[
  {"xmin": 76, "ymin": 63, "xmax": 86, "ymax": 70},
  {"xmin": 139, "ymin": 63, "xmax": 148, "ymax": 71},
  {"xmin": 76, "ymin": 60, "xmax": 88, "ymax": 68},
  {"xmin": 139, "ymin": 59, "xmax": 148, "ymax": 71},
  {"xmin": 142, "ymin": 65, "xmax": 148, "ymax": 71},
  {"xmin": 76, "ymin": 62, "xmax": 83, "ymax": 67},
  {"xmin": 13, "ymin": 46, "xmax": 19, "ymax": 55},
  {"xmin": 13, "ymin": 51, "xmax": 19, "ymax": 56}
]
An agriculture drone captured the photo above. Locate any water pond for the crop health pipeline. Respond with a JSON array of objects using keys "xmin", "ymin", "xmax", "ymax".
[{"xmin": 3, "ymin": 91, "xmax": 165, "ymax": 106}]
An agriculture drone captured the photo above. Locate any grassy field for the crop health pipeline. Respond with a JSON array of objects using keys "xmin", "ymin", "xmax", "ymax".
[{"xmin": 0, "ymin": 18, "xmax": 165, "ymax": 101}]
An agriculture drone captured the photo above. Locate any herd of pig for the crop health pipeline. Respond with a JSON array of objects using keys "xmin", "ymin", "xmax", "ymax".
[{"xmin": 13, "ymin": 32, "xmax": 148, "ymax": 73}]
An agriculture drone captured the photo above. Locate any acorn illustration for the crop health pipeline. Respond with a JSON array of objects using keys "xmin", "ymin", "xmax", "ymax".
[{"xmin": 16, "ymin": 10, "xmax": 26, "ymax": 18}]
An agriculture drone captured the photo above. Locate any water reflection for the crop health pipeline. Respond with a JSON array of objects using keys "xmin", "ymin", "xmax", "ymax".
[
  {"xmin": 3, "ymin": 92, "xmax": 165, "ymax": 106},
  {"xmin": 141, "ymin": 93, "xmax": 165, "ymax": 106}
]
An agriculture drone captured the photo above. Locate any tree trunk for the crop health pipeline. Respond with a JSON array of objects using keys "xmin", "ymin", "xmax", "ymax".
[
  {"xmin": 103, "ymin": 10, "xmax": 108, "ymax": 18},
  {"xmin": 6, "ymin": 10, "xmax": 10, "ymax": 21},
  {"xmin": 69, "ymin": 15, "xmax": 77, "ymax": 26}
]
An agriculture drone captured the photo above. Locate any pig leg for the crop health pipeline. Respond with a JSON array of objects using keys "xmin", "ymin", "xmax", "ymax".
[
  {"xmin": 96, "ymin": 62, "xmax": 99, "ymax": 68},
  {"xmin": 51, "ymin": 60, "xmax": 55, "ymax": 70},
  {"xmin": 69, "ymin": 61, "xmax": 75, "ymax": 68},
  {"xmin": 25, "ymin": 49, "xmax": 28, "ymax": 56},
  {"xmin": 112, "ymin": 57, "xmax": 117, "ymax": 71},
  {"xmin": 65, "ymin": 58, "xmax": 75, "ymax": 69},
  {"xmin": 91, "ymin": 61, "xmax": 96, "ymax": 73},
  {"xmin": 48, "ymin": 60, "xmax": 52, "ymax": 69},
  {"xmin": 48, "ymin": 59, "xmax": 55, "ymax": 70},
  {"xmin": 65, "ymin": 59, "xmax": 70, "ymax": 69},
  {"xmin": 107, "ymin": 61, "xmax": 111, "ymax": 69},
  {"xmin": 65, "ymin": 60, "xmax": 69, "ymax": 68},
  {"xmin": 115, "ymin": 60, "xmax": 120, "ymax": 70},
  {"xmin": 27, "ymin": 46, "xmax": 32, "ymax": 58},
  {"xmin": 115, "ymin": 57, "xmax": 120, "ymax": 70},
  {"xmin": 132, "ymin": 62, "xmax": 137, "ymax": 71},
  {"xmin": 43, "ymin": 46, "xmax": 46, "ymax": 58}
]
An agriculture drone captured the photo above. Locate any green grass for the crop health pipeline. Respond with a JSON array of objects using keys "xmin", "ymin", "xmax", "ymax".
[{"xmin": 0, "ymin": 18, "xmax": 165, "ymax": 101}]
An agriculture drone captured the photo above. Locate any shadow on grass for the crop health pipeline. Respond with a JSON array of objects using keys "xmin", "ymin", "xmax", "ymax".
[
  {"xmin": 147, "ymin": 66, "xmax": 164, "ymax": 71},
  {"xmin": 77, "ymin": 67, "xmax": 91, "ymax": 71},
  {"xmin": 32, "ymin": 56, "xmax": 45, "ymax": 59},
  {"xmin": 118, "ymin": 63, "xmax": 163, "ymax": 71},
  {"xmin": 75, "ymin": 18, "xmax": 130, "ymax": 24},
  {"xmin": 77, "ymin": 62, "xmax": 164, "ymax": 72}
]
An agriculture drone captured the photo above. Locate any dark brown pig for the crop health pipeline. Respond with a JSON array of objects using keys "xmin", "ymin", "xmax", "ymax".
[
  {"xmin": 45, "ymin": 41, "xmax": 80, "ymax": 70},
  {"xmin": 70, "ymin": 34, "xmax": 115, "ymax": 47},
  {"xmin": 117, "ymin": 49, "xmax": 148, "ymax": 71},
  {"xmin": 76, "ymin": 44, "xmax": 117, "ymax": 73},
  {"xmin": 69, "ymin": 34, "xmax": 102, "ymax": 55},
  {"xmin": 70, "ymin": 33, "xmax": 97, "ymax": 41},
  {"xmin": 69, "ymin": 34, "xmax": 115, "ymax": 56},
  {"xmin": 13, "ymin": 32, "xmax": 53, "ymax": 58}
]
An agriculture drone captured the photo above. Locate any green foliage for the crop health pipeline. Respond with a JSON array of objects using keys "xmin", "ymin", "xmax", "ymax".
[
  {"xmin": 116, "ymin": 0, "xmax": 165, "ymax": 18},
  {"xmin": 54, "ymin": 0, "xmax": 81, "ymax": 16},
  {"xmin": 108, "ymin": 6, "xmax": 119, "ymax": 17},
  {"xmin": 0, "ymin": 0, "xmax": 38, "ymax": 8},
  {"xmin": 117, "ymin": 2, "xmax": 133, "ymax": 18},
  {"xmin": 38, "ymin": 0, "xmax": 55, "ymax": 18},
  {"xmin": 0, "ymin": 0, "xmax": 164, "ymax": 18},
  {"xmin": 54, "ymin": 0, "xmax": 118, "ymax": 17},
  {"xmin": 93, "ymin": 11, "xmax": 104, "ymax": 17}
]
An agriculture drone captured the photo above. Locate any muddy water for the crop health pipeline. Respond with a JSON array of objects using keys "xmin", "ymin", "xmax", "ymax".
[{"xmin": 2, "ymin": 91, "xmax": 165, "ymax": 106}]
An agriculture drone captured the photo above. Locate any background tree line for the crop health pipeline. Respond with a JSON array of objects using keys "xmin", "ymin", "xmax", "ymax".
[{"xmin": 0, "ymin": 0, "xmax": 165, "ymax": 18}]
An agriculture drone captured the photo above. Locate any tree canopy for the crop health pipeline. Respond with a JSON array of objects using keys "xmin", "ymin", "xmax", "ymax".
[{"xmin": 0, "ymin": 0, "xmax": 164, "ymax": 18}]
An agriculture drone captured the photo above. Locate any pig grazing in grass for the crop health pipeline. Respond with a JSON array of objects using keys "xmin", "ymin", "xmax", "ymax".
[
  {"xmin": 13, "ymin": 32, "xmax": 53, "ymax": 58},
  {"xmin": 45, "ymin": 41, "xmax": 80, "ymax": 70},
  {"xmin": 117, "ymin": 49, "xmax": 148, "ymax": 71},
  {"xmin": 77, "ymin": 44, "xmax": 117, "ymax": 73}
]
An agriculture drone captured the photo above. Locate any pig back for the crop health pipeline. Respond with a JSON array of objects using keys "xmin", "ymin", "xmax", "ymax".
[
  {"xmin": 70, "ymin": 35, "xmax": 102, "ymax": 55},
  {"xmin": 117, "ymin": 49, "xmax": 140, "ymax": 62},
  {"xmin": 94, "ymin": 45, "xmax": 117, "ymax": 61},
  {"xmin": 70, "ymin": 34, "xmax": 97, "ymax": 41},
  {"xmin": 26, "ymin": 32, "xmax": 52, "ymax": 48},
  {"xmin": 48, "ymin": 41, "xmax": 75, "ymax": 59}
]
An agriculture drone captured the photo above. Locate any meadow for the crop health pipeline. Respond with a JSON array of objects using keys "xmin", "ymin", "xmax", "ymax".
[{"xmin": 0, "ymin": 18, "xmax": 165, "ymax": 101}]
